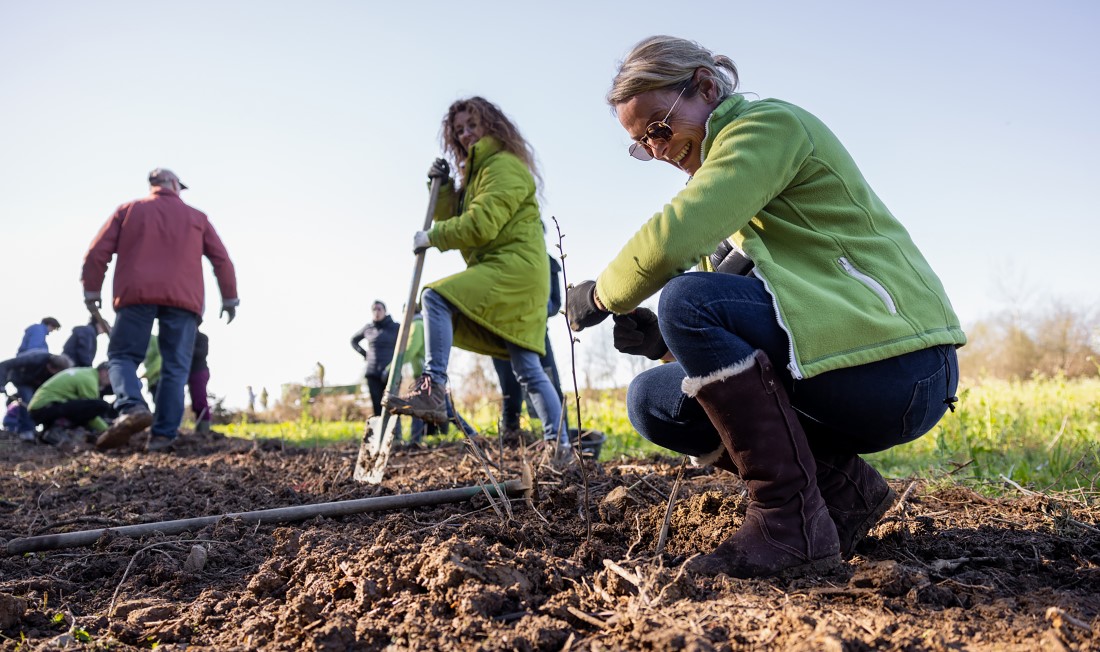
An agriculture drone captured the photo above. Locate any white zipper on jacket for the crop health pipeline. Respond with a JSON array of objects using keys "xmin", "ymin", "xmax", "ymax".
[
  {"xmin": 751, "ymin": 268, "xmax": 804, "ymax": 380},
  {"xmin": 838, "ymin": 257, "xmax": 897, "ymax": 314}
]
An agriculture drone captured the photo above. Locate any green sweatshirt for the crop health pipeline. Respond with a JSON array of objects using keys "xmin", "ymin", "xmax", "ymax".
[
  {"xmin": 28, "ymin": 368, "xmax": 108, "ymax": 432},
  {"xmin": 596, "ymin": 95, "xmax": 966, "ymax": 379}
]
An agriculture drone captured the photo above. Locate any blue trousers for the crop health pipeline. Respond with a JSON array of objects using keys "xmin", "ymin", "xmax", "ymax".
[
  {"xmin": 627, "ymin": 273, "xmax": 959, "ymax": 457},
  {"xmin": 108, "ymin": 305, "xmax": 198, "ymax": 438}
]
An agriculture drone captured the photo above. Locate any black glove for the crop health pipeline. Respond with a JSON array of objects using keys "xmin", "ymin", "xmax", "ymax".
[
  {"xmin": 613, "ymin": 308, "xmax": 668, "ymax": 360},
  {"xmin": 428, "ymin": 158, "xmax": 450, "ymax": 180},
  {"xmin": 566, "ymin": 280, "xmax": 611, "ymax": 332},
  {"xmin": 710, "ymin": 238, "xmax": 754, "ymax": 275}
]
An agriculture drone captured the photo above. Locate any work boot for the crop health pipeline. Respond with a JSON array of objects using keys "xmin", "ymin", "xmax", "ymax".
[
  {"xmin": 383, "ymin": 375, "xmax": 448, "ymax": 425},
  {"xmin": 40, "ymin": 426, "xmax": 73, "ymax": 447},
  {"xmin": 814, "ymin": 452, "xmax": 897, "ymax": 558},
  {"xmin": 146, "ymin": 434, "xmax": 177, "ymax": 453},
  {"xmin": 683, "ymin": 350, "xmax": 841, "ymax": 579},
  {"xmin": 95, "ymin": 407, "xmax": 153, "ymax": 450}
]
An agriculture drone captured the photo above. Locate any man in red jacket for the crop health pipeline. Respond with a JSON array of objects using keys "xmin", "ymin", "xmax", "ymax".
[{"xmin": 82, "ymin": 168, "xmax": 239, "ymax": 452}]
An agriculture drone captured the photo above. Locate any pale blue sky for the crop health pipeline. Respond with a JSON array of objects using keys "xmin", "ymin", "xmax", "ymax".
[{"xmin": 2, "ymin": 1, "xmax": 1097, "ymax": 408}]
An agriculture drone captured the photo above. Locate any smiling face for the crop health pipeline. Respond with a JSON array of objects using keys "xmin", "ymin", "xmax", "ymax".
[
  {"xmin": 452, "ymin": 110, "xmax": 486, "ymax": 155},
  {"xmin": 615, "ymin": 74, "xmax": 721, "ymax": 175}
]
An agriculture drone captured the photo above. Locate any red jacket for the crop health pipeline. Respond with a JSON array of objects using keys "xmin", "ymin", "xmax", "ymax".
[{"xmin": 82, "ymin": 188, "xmax": 237, "ymax": 315}]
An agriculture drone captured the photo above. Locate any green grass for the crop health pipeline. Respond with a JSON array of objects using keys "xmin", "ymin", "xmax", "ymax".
[
  {"xmin": 219, "ymin": 377, "xmax": 1100, "ymax": 493},
  {"xmin": 865, "ymin": 376, "xmax": 1100, "ymax": 492}
]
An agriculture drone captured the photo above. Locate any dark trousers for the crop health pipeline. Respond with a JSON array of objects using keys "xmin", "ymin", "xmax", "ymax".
[
  {"xmin": 30, "ymin": 399, "xmax": 111, "ymax": 429},
  {"xmin": 492, "ymin": 333, "xmax": 566, "ymax": 430},
  {"xmin": 365, "ymin": 373, "xmax": 401, "ymax": 435},
  {"xmin": 188, "ymin": 368, "xmax": 211, "ymax": 423}
]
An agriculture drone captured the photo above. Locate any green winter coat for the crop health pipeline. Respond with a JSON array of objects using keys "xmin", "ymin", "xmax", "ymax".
[
  {"xmin": 595, "ymin": 95, "xmax": 966, "ymax": 379},
  {"xmin": 28, "ymin": 368, "xmax": 108, "ymax": 432},
  {"xmin": 426, "ymin": 136, "xmax": 550, "ymax": 359}
]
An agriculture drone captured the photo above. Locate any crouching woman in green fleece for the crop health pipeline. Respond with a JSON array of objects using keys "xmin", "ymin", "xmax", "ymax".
[
  {"xmin": 385, "ymin": 97, "xmax": 565, "ymax": 449},
  {"xmin": 29, "ymin": 362, "xmax": 113, "ymax": 446},
  {"xmin": 567, "ymin": 36, "xmax": 967, "ymax": 579}
]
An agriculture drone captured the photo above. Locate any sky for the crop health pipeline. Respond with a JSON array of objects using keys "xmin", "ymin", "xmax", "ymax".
[{"xmin": 2, "ymin": 1, "xmax": 1098, "ymax": 410}]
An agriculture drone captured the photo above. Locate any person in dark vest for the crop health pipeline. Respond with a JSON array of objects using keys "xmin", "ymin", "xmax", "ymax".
[
  {"xmin": 62, "ymin": 317, "xmax": 109, "ymax": 368},
  {"xmin": 351, "ymin": 300, "xmax": 400, "ymax": 423}
]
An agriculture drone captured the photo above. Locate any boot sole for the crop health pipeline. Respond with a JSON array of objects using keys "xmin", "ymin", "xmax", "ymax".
[
  {"xmin": 777, "ymin": 553, "xmax": 844, "ymax": 579},
  {"xmin": 689, "ymin": 552, "xmax": 843, "ymax": 579},
  {"xmin": 842, "ymin": 486, "xmax": 899, "ymax": 559},
  {"xmin": 95, "ymin": 412, "xmax": 153, "ymax": 450},
  {"xmin": 384, "ymin": 402, "xmax": 448, "ymax": 426}
]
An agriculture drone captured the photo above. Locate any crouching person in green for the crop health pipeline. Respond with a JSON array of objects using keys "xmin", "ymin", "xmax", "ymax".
[
  {"xmin": 568, "ymin": 36, "xmax": 966, "ymax": 579},
  {"xmin": 28, "ymin": 362, "xmax": 113, "ymax": 447}
]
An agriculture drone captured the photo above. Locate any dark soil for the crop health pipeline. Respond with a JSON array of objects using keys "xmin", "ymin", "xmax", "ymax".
[{"xmin": 2, "ymin": 427, "xmax": 1098, "ymax": 651}]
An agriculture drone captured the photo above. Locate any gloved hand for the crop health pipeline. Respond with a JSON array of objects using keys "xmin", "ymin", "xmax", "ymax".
[
  {"xmin": 84, "ymin": 291, "xmax": 102, "ymax": 313},
  {"xmin": 221, "ymin": 299, "xmax": 239, "ymax": 324},
  {"xmin": 413, "ymin": 231, "xmax": 431, "ymax": 254},
  {"xmin": 613, "ymin": 308, "xmax": 668, "ymax": 360},
  {"xmin": 427, "ymin": 158, "xmax": 450, "ymax": 180},
  {"xmin": 566, "ymin": 280, "xmax": 611, "ymax": 331}
]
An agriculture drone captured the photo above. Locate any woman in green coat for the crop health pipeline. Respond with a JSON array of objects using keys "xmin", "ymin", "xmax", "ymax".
[
  {"xmin": 567, "ymin": 36, "xmax": 966, "ymax": 579},
  {"xmin": 385, "ymin": 97, "xmax": 565, "ymax": 449}
]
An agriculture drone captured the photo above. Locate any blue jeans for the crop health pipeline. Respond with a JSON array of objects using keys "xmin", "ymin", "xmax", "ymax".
[
  {"xmin": 108, "ymin": 305, "xmax": 198, "ymax": 438},
  {"xmin": 627, "ymin": 272, "xmax": 959, "ymax": 457},
  {"xmin": 492, "ymin": 333, "xmax": 567, "ymax": 431},
  {"xmin": 13, "ymin": 383, "xmax": 36, "ymax": 434},
  {"xmin": 423, "ymin": 289, "xmax": 564, "ymax": 442}
]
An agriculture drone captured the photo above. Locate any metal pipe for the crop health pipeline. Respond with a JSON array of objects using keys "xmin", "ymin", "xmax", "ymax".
[{"xmin": 5, "ymin": 478, "xmax": 527, "ymax": 555}]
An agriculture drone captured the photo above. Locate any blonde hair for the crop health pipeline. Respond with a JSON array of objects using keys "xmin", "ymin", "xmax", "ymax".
[
  {"xmin": 439, "ymin": 97, "xmax": 542, "ymax": 190},
  {"xmin": 607, "ymin": 35, "xmax": 739, "ymax": 106}
]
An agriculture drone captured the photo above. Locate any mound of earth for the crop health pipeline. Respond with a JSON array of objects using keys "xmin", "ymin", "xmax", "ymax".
[{"xmin": 1, "ymin": 427, "xmax": 1098, "ymax": 650}]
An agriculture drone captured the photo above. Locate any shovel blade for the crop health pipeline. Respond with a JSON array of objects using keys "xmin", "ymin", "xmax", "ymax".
[{"xmin": 353, "ymin": 414, "xmax": 399, "ymax": 484}]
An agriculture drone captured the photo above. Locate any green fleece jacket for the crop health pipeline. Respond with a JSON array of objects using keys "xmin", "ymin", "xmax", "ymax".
[
  {"xmin": 596, "ymin": 95, "xmax": 966, "ymax": 379},
  {"xmin": 28, "ymin": 368, "xmax": 108, "ymax": 432},
  {"xmin": 426, "ymin": 136, "xmax": 550, "ymax": 358}
]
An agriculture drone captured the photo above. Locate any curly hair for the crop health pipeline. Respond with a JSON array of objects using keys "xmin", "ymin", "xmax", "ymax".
[{"xmin": 439, "ymin": 97, "xmax": 542, "ymax": 191}]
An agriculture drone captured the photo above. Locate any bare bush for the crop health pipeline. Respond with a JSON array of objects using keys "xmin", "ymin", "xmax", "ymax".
[{"xmin": 959, "ymin": 300, "xmax": 1099, "ymax": 379}]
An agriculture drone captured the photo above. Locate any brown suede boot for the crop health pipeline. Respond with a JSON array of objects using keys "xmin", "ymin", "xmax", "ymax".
[
  {"xmin": 814, "ymin": 453, "xmax": 897, "ymax": 558},
  {"xmin": 684, "ymin": 351, "xmax": 841, "ymax": 579}
]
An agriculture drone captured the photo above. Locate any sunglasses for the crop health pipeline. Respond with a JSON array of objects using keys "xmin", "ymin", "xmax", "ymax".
[{"xmin": 628, "ymin": 85, "xmax": 689, "ymax": 161}]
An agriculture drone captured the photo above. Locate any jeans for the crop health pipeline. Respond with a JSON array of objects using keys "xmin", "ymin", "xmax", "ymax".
[
  {"xmin": 12, "ymin": 383, "xmax": 36, "ymax": 434},
  {"xmin": 423, "ymin": 289, "xmax": 564, "ymax": 442},
  {"xmin": 627, "ymin": 272, "xmax": 960, "ymax": 457},
  {"xmin": 108, "ymin": 305, "xmax": 198, "ymax": 437},
  {"xmin": 491, "ymin": 333, "xmax": 567, "ymax": 431}
]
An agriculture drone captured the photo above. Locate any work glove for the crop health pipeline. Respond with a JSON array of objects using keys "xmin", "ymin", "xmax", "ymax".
[
  {"xmin": 84, "ymin": 291, "xmax": 102, "ymax": 313},
  {"xmin": 566, "ymin": 280, "xmax": 611, "ymax": 332},
  {"xmin": 221, "ymin": 299, "xmax": 239, "ymax": 324},
  {"xmin": 710, "ymin": 238, "xmax": 754, "ymax": 276},
  {"xmin": 427, "ymin": 158, "xmax": 450, "ymax": 180},
  {"xmin": 613, "ymin": 308, "xmax": 668, "ymax": 360},
  {"xmin": 413, "ymin": 231, "xmax": 431, "ymax": 254}
]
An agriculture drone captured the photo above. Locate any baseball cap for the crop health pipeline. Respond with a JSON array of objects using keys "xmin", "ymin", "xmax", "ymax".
[{"xmin": 148, "ymin": 168, "xmax": 188, "ymax": 190}]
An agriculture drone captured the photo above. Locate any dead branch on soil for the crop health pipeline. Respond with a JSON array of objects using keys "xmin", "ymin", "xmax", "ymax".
[
  {"xmin": 109, "ymin": 538, "xmax": 223, "ymax": 620},
  {"xmin": 892, "ymin": 480, "xmax": 919, "ymax": 514},
  {"xmin": 461, "ymin": 432, "xmax": 513, "ymax": 522},
  {"xmin": 655, "ymin": 459, "xmax": 687, "ymax": 556},
  {"xmin": 552, "ymin": 215, "xmax": 592, "ymax": 543}
]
